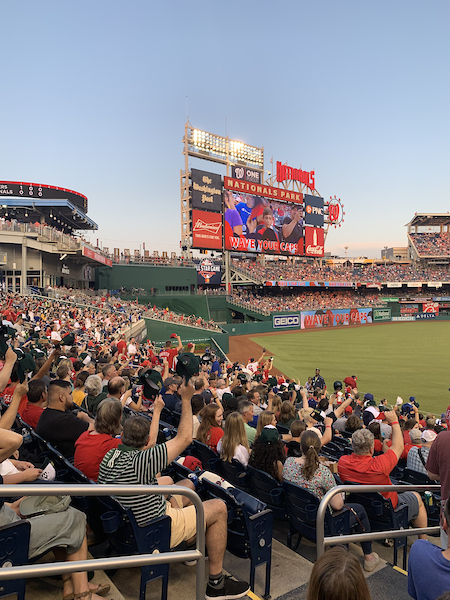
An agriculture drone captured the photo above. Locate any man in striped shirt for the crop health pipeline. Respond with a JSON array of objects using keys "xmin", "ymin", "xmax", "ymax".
[{"xmin": 98, "ymin": 380, "xmax": 250, "ymax": 600}]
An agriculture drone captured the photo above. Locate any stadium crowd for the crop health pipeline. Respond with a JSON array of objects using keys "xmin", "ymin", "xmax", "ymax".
[
  {"xmin": 231, "ymin": 288, "xmax": 381, "ymax": 314},
  {"xmin": 232, "ymin": 258, "xmax": 450, "ymax": 283},
  {"xmin": 410, "ymin": 232, "xmax": 450, "ymax": 256},
  {"xmin": 43, "ymin": 287, "xmax": 222, "ymax": 332},
  {"xmin": 1, "ymin": 292, "xmax": 450, "ymax": 600}
]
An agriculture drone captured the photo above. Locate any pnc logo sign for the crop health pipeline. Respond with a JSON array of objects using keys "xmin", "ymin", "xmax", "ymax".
[
  {"xmin": 273, "ymin": 314, "xmax": 300, "ymax": 328},
  {"xmin": 306, "ymin": 204, "xmax": 323, "ymax": 215}
]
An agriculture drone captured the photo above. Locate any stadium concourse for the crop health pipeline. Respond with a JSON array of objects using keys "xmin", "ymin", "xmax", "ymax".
[{"xmin": 0, "ymin": 290, "xmax": 448, "ymax": 600}]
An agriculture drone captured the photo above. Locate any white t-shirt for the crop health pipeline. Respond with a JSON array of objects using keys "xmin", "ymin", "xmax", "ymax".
[
  {"xmin": 246, "ymin": 361, "xmax": 259, "ymax": 374},
  {"xmin": 128, "ymin": 343, "xmax": 137, "ymax": 355},
  {"xmin": 217, "ymin": 439, "xmax": 250, "ymax": 467}
]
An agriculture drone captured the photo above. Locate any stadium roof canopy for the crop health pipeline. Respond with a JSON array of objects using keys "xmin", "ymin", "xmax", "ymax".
[
  {"xmin": 0, "ymin": 197, "xmax": 97, "ymax": 231},
  {"xmin": 406, "ymin": 213, "xmax": 450, "ymax": 228}
]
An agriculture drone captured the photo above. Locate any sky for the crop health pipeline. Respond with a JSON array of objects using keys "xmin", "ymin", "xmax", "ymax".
[{"xmin": 1, "ymin": 0, "xmax": 449, "ymax": 258}]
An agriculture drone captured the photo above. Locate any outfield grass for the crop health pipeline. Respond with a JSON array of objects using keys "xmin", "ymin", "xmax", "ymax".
[{"xmin": 252, "ymin": 320, "xmax": 450, "ymax": 416}]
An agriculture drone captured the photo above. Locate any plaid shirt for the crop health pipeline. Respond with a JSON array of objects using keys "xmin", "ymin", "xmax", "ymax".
[{"xmin": 406, "ymin": 446, "xmax": 430, "ymax": 475}]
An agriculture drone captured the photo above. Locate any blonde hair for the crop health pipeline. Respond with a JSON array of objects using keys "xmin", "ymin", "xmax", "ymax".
[
  {"xmin": 220, "ymin": 412, "xmax": 249, "ymax": 462},
  {"xmin": 271, "ymin": 395, "xmax": 282, "ymax": 415},
  {"xmin": 255, "ymin": 410, "xmax": 275, "ymax": 440}
]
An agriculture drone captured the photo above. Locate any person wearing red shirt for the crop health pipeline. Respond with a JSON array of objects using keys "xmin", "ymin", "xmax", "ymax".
[
  {"xmin": 159, "ymin": 335, "xmax": 182, "ymax": 371},
  {"xmin": 74, "ymin": 398, "xmax": 122, "ymax": 481},
  {"xmin": 196, "ymin": 403, "xmax": 224, "ymax": 453},
  {"xmin": 338, "ymin": 410, "xmax": 427, "ymax": 537},
  {"xmin": 21, "ymin": 379, "xmax": 47, "ymax": 429},
  {"xmin": 116, "ymin": 335, "xmax": 127, "ymax": 357}
]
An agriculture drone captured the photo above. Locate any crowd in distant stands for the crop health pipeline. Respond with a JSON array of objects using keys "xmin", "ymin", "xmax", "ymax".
[
  {"xmin": 231, "ymin": 289, "xmax": 381, "ymax": 314},
  {"xmin": 232, "ymin": 258, "xmax": 450, "ymax": 283},
  {"xmin": 410, "ymin": 232, "xmax": 450, "ymax": 256},
  {"xmin": 45, "ymin": 287, "xmax": 222, "ymax": 331}
]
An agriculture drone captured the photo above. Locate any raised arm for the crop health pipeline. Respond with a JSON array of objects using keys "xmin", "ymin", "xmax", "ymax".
[
  {"xmin": 165, "ymin": 379, "xmax": 194, "ymax": 464},
  {"xmin": 0, "ymin": 348, "xmax": 18, "ymax": 392},
  {"xmin": 0, "ymin": 381, "xmax": 28, "ymax": 430},
  {"xmin": 146, "ymin": 395, "xmax": 164, "ymax": 448}
]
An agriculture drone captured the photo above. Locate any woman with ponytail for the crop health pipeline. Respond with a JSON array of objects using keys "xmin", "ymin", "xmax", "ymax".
[{"xmin": 282, "ymin": 430, "xmax": 380, "ymax": 572}]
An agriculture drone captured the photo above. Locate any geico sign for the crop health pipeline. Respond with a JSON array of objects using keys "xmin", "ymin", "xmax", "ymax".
[
  {"xmin": 273, "ymin": 315, "xmax": 300, "ymax": 328},
  {"xmin": 305, "ymin": 205, "xmax": 323, "ymax": 215}
]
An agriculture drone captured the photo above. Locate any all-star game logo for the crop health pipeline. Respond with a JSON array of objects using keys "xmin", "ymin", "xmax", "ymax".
[{"xmin": 197, "ymin": 259, "xmax": 220, "ymax": 284}]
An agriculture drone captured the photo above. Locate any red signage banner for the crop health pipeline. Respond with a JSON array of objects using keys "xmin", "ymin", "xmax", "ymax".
[
  {"xmin": 304, "ymin": 227, "xmax": 324, "ymax": 257},
  {"xmin": 223, "ymin": 176, "xmax": 303, "ymax": 204},
  {"xmin": 192, "ymin": 210, "xmax": 223, "ymax": 249},
  {"xmin": 225, "ymin": 234, "xmax": 304, "ymax": 255},
  {"xmin": 276, "ymin": 162, "xmax": 315, "ymax": 191},
  {"xmin": 82, "ymin": 246, "xmax": 112, "ymax": 267}
]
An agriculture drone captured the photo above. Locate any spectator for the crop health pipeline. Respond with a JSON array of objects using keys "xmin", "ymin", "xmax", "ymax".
[
  {"xmin": 307, "ymin": 546, "xmax": 372, "ymax": 600},
  {"xmin": 217, "ymin": 412, "xmax": 250, "ymax": 467},
  {"xmin": 338, "ymin": 412, "xmax": 427, "ymax": 538},
  {"xmin": 283, "ymin": 429, "xmax": 379, "ymax": 570},
  {"xmin": 408, "ymin": 496, "xmax": 450, "ymax": 600},
  {"xmin": 248, "ymin": 425, "xmax": 285, "ymax": 482},
  {"xmin": 196, "ymin": 403, "xmax": 224, "ymax": 453}
]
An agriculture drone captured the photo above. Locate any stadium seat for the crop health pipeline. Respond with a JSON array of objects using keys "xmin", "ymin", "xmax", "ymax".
[
  {"xmin": 282, "ymin": 480, "xmax": 351, "ymax": 551},
  {"xmin": 219, "ymin": 459, "xmax": 251, "ymax": 492},
  {"xmin": 247, "ymin": 465, "xmax": 286, "ymax": 519},
  {"xmin": 346, "ymin": 486, "xmax": 409, "ymax": 569},
  {"xmin": 99, "ymin": 496, "xmax": 171, "ymax": 600},
  {"xmin": 202, "ymin": 478, "xmax": 273, "ymax": 599},
  {"xmin": 192, "ymin": 440, "xmax": 220, "ymax": 471},
  {"xmin": 0, "ymin": 520, "xmax": 30, "ymax": 600}
]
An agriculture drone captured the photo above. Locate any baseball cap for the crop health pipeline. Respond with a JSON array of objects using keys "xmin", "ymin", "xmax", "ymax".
[
  {"xmin": 163, "ymin": 377, "xmax": 176, "ymax": 388},
  {"xmin": 364, "ymin": 393, "xmax": 375, "ymax": 405},
  {"xmin": 259, "ymin": 425, "xmax": 280, "ymax": 445},
  {"xmin": 409, "ymin": 429, "xmax": 422, "ymax": 444},
  {"xmin": 421, "ymin": 430, "xmax": 437, "ymax": 443},
  {"xmin": 170, "ymin": 333, "xmax": 177, "ymax": 339},
  {"xmin": 175, "ymin": 352, "xmax": 200, "ymax": 381},
  {"xmin": 333, "ymin": 381, "xmax": 343, "ymax": 391},
  {"xmin": 139, "ymin": 369, "xmax": 163, "ymax": 400},
  {"xmin": 345, "ymin": 406, "xmax": 353, "ymax": 415}
]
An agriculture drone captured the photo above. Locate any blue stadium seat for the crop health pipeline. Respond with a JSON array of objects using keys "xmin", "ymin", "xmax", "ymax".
[
  {"xmin": 283, "ymin": 480, "xmax": 351, "ymax": 551},
  {"xmin": 247, "ymin": 465, "xmax": 286, "ymax": 519},
  {"xmin": 0, "ymin": 520, "xmax": 30, "ymax": 600},
  {"xmin": 202, "ymin": 478, "xmax": 273, "ymax": 599}
]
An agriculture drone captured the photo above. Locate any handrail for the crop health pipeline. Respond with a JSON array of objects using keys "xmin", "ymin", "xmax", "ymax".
[
  {"xmin": 316, "ymin": 483, "xmax": 441, "ymax": 559},
  {"xmin": 0, "ymin": 483, "xmax": 206, "ymax": 600}
]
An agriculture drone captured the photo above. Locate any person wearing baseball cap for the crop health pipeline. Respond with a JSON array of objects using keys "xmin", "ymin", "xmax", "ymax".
[{"xmin": 406, "ymin": 429, "xmax": 437, "ymax": 476}]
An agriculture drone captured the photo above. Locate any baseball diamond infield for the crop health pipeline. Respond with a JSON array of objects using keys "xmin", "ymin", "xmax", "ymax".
[{"xmin": 228, "ymin": 320, "xmax": 449, "ymax": 416}]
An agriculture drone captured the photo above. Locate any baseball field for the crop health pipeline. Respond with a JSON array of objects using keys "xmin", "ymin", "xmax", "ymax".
[{"xmin": 244, "ymin": 320, "xmax": 449, "ymax": 417}]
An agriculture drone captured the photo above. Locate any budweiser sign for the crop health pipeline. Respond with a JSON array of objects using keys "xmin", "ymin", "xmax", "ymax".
[
  {"xmin": 276, "ymin": 161, "xmax": 315, "ymax": 191},
  {"xmin": 192, "ymin": 210, "xmax": 222, "ymax": 249},
  {"xmin": 305, "ymin": 227, "xmax": 324, "ymax": 257}
]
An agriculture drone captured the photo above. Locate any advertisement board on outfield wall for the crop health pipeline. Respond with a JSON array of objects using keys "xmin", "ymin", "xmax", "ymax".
[
  {"xmin": 301, "ymin": 308, "xmax": 373, "ymax": 329},
  {"xmin": 416, "ymin": 313, "xmax": 436, "ymax": 320},
  {"xmin": 273, "ymin": 314, "xmax": 300, "ymax": 328},
  {"xmin": 373, "ymin": 308, "xmax": 392, "ymax": 321}
]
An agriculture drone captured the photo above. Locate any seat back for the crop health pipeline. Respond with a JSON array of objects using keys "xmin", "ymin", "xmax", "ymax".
[
  {"xmin": 345, "ymin": 488, "xmax": 408, "ymax": 530},
  {"xmin": 0, "ymin": 520, "xmax": 31, "ymax": 600},
  {"xmin": 247, "ymin": 465, "xmax": 285, "ymax": 518},
  {"xmin": 220, "ymin": 459, "xmax": 250, "ymax": 491},
  {"xmin": 283, "ymin": 480, "xmax": 351, "ymax": 544},
  {"xmin": 192, "ymin": 440, "xmax": 219, "ymax": 470},
  {"xmin": 401, "ymin": 468, "xmax": 434, "ymax": 486}
]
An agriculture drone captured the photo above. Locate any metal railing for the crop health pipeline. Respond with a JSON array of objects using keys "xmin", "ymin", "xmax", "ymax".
[
  {"xmin": 316, "ymin": 484, "xmax": 441, "ymax": 559},
  {"xmin": 0, "ymin": 483, "xmax": 206, "ymax": 600}
]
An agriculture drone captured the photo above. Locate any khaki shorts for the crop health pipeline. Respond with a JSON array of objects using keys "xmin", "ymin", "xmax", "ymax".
[{"xmin": 165, "ymin": 494, "xmax": 205, "ymax": 548}]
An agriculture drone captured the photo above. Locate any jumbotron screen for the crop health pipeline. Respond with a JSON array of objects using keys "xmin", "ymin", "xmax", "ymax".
[{"xmin": 224, "ymin": 189, "xmax": 305, "ymax": 255}]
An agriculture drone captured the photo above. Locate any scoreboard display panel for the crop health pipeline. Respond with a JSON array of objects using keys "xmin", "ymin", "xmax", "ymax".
[
  {"xmin": 0, "ymin": 181, "xmax": 88, "ymax": 212},
  {"xmin": 224, "ymin": 189, "xmax": 305, "ymax": 256}
]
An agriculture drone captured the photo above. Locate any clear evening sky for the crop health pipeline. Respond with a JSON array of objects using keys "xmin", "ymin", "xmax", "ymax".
[{"xmin": 1, "ymin": 0, "xmax": 449, "ymax": 258}]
